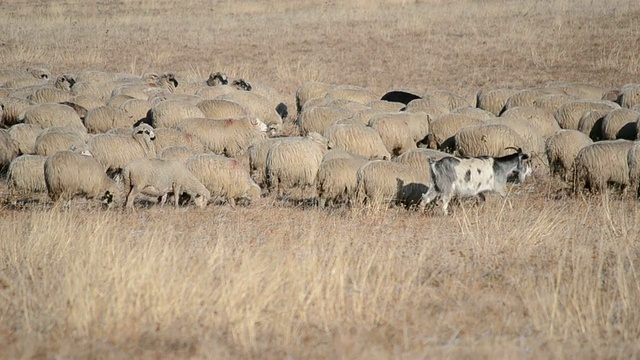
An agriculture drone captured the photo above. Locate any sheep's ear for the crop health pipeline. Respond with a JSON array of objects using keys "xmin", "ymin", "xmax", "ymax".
[
  {"xmin": 249, "ymin": 117, "xmax": 258, "ymax": 126},
  {"xmin": 327, "ymin": 140, "xmax": 335, "ymax": 149}
]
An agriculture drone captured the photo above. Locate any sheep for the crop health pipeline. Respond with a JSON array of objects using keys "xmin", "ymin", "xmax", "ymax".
[
  {"xmin": 476, "ymin": 89, "xmax": 519, "ymax": 116},
  {"xmin": 419, "ymin": 113, "xmax": 483, "ymax": 153},
  {"xmin": 316, "ymin": 151, "xmax": 369, "ymax": 208},
  {"xmin": 71, "ymin": 80, "xmax": 115, "ymax": 102},
  {"xmin": 368, "ymin": 112, "xmax": 431, "ymax": 156},
  {"xmin": 323, "ymin": 123, "xmax": 391, "ymax": 160},
  {"xmin": 197, "ymin": 99, "xmax": 251, "ymax": 120},
  {"xmin": 195, "ymin": 79, "xmax": 251, "ymax": 100},
  {"xmin": 455, "ymin": 124, "xmax": 528, "ymax": 157},
  {"xmin": 573, "ymin": 139, "xmax": 636, "ymax": 195},
  {"xmin": 297, "ymin": 105, "xmax": 351, "ymax": 135},
  {"xmin": 216, "ymin": 91, "xmax": 283, "ymax": 136},
  {"xmin": 533, "ymin": 94, "xmax": 577, "ymax": 113},
  {"xmin": 500, "ymin": 106, "xmax": 560, "ymax": 137},
  {"xmin": 0, "ymin": 129, "xmax": 20, "ymax": 174},
  {"xmin": 325, "ymin": 85, "xmax": 378, "ymax": 105},
  {"xmin": 122, "ymin": 157, "xmax": 209, "ymax": 209},
  {"xmin": 44, "ymin": 150, "xmax": 120, "ymax": 206},
  {"xmin": 34, "ymin": 127, "xmax": 89, "ymax": 156},
  {"xmin": 365, "ymin": 100, "xmax": 406, "ymax": 112},
  {"xmin": 7, "ymin": 154, "xmax": 49, "ymax": 196},
  {"xmin": 147, "ymin": 100, "xmax": 206, "ymax": 128},
  {"xmin": 185, "ymin": 153, "xmax": 261, "ymax": 206},
  {"xmin": 83, "ymin": 106, "xmax": 133, "ymax": 134},
  {"xmin": 450, "ymin": 106, "xmax": 495, "ymax": 121},
  {"xmin": 8, "ymin": 123, "xmax": 44, "ymax": 154},
  {"xmin": 424, "ymin": 90, "xmax": 470, "ymax": 111},
  {"xmin": 87, "ymin": 123, "xmax": 157, "ymax": 175},
  {"xmin": 577, "ymin": 110, "xmax": 610, "ymax": 141},
  {"xmin": 247, "ymin": 137, "xmax": 300, "ymax": 188},
  {"xmin": 295, "ymin": 81, "xmax": 335, "ymax": 113},
  {"xmin": 348, "ymin": 107, "xmax": 388, "ymax": 126},
  {"xmin": 554, "ymin": 99, "xmax": 620, "ymax": 130},
  {"xmin": 0, "ymin": 97, "xmax": 33, "ymax": 127},
  {"xmin": 176, "ymin": 116, "xmax": 267, "ymax": 158},
  {"xmin": 544, "ymin": 130, "xmax": 593, "ymax": 181},
  {"xmin": 628, "ymin": 143, "xmax": 640, "ymax": 199},
  {"xmin": 617, "ymin": 84, "xmax": 640, "ymax": 109},
  {"xmin": 551, "ymin": 83, "xmax": 608, "ymax": 100},
  {"xmin": 107, "ymin": 94, "xmax": 137, "ymax": 108},
  {"xmin": 392, "ymin": 148, "xmax": 450, "ymax": 183},
  {"xmin": 502, "ymin": 89, "xmax": 549, "ymax": 111},
  {"xmin": 600, "ymin": 108, "xmax": 639, "ymax": 140},
  {"xmin": 402, "ymin": 97, "xmax": 449, "ymax": 118},
  {"xmin": 158, "ymin": 146, "xmax": 199, "ymax": 163},
  {"xmin": 265, "ymin": 132, "xmax": 328, "ymax": 200},
  {"xmin": 204, "ymin": 72, "xmax": 252, "ymax": 90},
  {"xmin": 148, "ymin": 92, "xmax": 202, "ymax": 107},
  {"xmin": 484, "ymin": 117, "xmax": 546, "ymax": 157},
  {"xmin": 152, "ymin": 127, "xmax": 206, "ymax": 153},
  {"xmin": 22, "ymin": 103, "xmax": 85, "ymax": 130},
  {"xmin": 355, "ymin": 160, "xmax": 431, "ymax": 208},
  {"xmin": 119, "ymin": 98, "xmax": 152, "ymax": 126}
]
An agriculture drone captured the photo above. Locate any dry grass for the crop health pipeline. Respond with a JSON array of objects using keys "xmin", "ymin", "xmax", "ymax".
[{"xmin": 1, "ymin": 0, "xmax": 640, "ymax": 358}]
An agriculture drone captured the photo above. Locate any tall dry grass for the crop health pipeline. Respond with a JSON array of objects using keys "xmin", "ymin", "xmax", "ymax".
[{"xmin": 1, "ymin": 0, "xmax": 640, "ymax": 358}]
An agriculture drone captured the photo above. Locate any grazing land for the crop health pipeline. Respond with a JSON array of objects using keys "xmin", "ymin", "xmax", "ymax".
[{"xmin": 1, "ymin": 0, "xmax": 640, "ymax": 358}]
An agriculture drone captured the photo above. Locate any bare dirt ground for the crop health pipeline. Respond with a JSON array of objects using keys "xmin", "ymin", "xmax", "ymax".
[{"xmin": 1, "ymin": 0, "xmax": 640, "ymax": 358}]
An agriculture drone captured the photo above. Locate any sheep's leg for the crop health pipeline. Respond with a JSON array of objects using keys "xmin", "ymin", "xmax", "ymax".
[
  {"xmin": 125, "ymin": 187, "xmax": 138, "ymax": 209},
  {"xmin": 158, "ymin": 193, "xmax": 168, "ymax": 207},
  {"xmin": 172, "ymin": 184, "xmax": 181, "ymax": 208}
]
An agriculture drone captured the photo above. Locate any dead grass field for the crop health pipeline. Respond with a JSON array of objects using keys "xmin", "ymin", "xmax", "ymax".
[{"xmin": 1, "ymin": 0, "xmax": 640, "ymax": 358}]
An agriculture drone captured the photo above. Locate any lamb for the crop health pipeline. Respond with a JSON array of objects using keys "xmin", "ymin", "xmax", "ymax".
[
  {"xmin": 185, "ymin": 153, "xmax": 261, "ymax": 206},
  {"xmin": 147, "ymin": 100, "xmax": 206, "ymax": 128},
  {"xmin": 44, "ymin": 150, "xmax": 120, "ymax": 206},
  {"xmin": 455, "ymin": 124, "xmax": 528, "ymax": 157},
  {"xmin": 87, "ymin": 123, "xmax": 157, "ymax": 175},
  {"xmin": 1, "ymin": 97, "xmax": 33, "ymax": 127},
  {"xmin": 600, "ymin": 108, "xmax": 639, "ymax": 140},
  {"xmin": 368, "ymin": 112, "xmax": 431, "ymax": 156},
  {"xmin": 476, "ymin": 88, "xmax": 520, "ymax": 116},
  {"xmin": 420, "ymin": 113, "xmax": 484, "ymax": 153},
  {"xmin": 315, "ymin": 151, "xmax": 369, "ymax": 208},
  {"xmin": 33, "ymin": 127, "xmax": 89, "ymax": 156},
  {"xmin": 122, "ymin": 157, "xmax": 210, "ymax": 209},
  {"xmin": 355, "ymin": 159, "xmax": 431, "ymax": 208},
  {"xmin": 324, "ymin": 123, "xmax": 391, "ymax": 160},
  {"xmin": 22, "ymin": 103, "xmax": 85, "ymax": 130},
  {"xmin": 573, "ymin": 139, "xmax": 636, "ymax": 195},
  {"xmin": 0, "ymin": 129, "xmax": 20, "ymax": 174},
  {"xmin": 8, "ymin": 123, "xmax": 44, "ymax": 154},
  {"xmin": 544, "ymin": 130, "xmax": 593, "ymax": 181},
  {"xmin": 500, "ymin": 106, "xmax": 560, "ymax": 137},
  {"xmin": 617, "ymin": 84, "xmax": 640, "ymax": 108},
  {"xmin": 554, "ymin": 99, "xmax": 620, "ymax": 130},
  {"xmin": 296, "ymin": 105, "xmax": 351, "ymax": 135},
  {"xmin": 175, "ymin": 116, "xmax": 267, "ymax": 158},
  {"xmin": 265, "ymin": 132, "xmax": 328, "ymax": 199}
]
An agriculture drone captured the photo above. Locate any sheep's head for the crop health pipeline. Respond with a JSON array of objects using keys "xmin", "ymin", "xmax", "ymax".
[
  {"xmin": 245, "ymin": 183, "xmax": 262, "ymax": 203},
  {"xmin": 69, "ymin": 142, "xmax": 93, "ymax": 157},
  {"xmin": 27, "ymin": 67, "xmax": 51, "ymax": 80},
  {"xmin": 307, "ymin": 132, "xmax": 329, "ymax": 149},
  {"xmin": 193, "ymin": 190, "xmax": 210, "ymax": 209},
  {"xmin": 249, "ymin": 117, "xmax": 268, "ymax": 133},
  {"xmin": 55, "ymin": 74, "xmax": 76, "ymax": 91},
  {"xmin": 232, "ymin": 79, "xmax": 252, "ymax": 91},
  {"xmin": 142, "ymin": 72, "xmax": 160, "ymax": 84},
  {"xmin": 161, "ymin": 73, "xmax": 179, "ymax": 89},
  {"xmin": 207, "ymin": 72, "xmax": 228, "ymax": 86},
  {"xmin": 133, "ymin": 123, "xmax": 156, "ymax": 141}
]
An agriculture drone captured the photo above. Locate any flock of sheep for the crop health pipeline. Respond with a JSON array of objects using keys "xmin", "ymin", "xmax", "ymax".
[{"xmin": 1, "ymin": 66, "xmax": 640, "ymax": 213}]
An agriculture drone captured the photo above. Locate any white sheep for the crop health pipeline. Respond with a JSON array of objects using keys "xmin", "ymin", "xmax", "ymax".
[
  {"xmin": 296, "ymin": 105, "xmax": 351, "ymax": 135},
  {"xmin": 368, "ymin": 112, "xmax": 431, "ymax": 156},
  {"xmin": 122, "ymin": 157, "xmax": 210, "ymax": 209},
  {"xmin": 7, "ymin": 154, "xmax": 48, "ymax": 196},
  {"xmin": 424, "ymin": 90, "xmax": 470, "ymax": 111},
  {"xmin": 185, "ymin": 153, "xmax": 261, "ymax": 206},
  {"xmin": 1, "ymin": 97, "xmax": 33, "ymax": 127},
  {"xmin": 147, "ymin": 100, "xmax": 206, "ymax": 128},
  {"xmin": 295, "ymin": 81, "xmax": 336, "ymax": 113},
  {"xmin": 502, "ymin": 89, "xmax": 549, "ymax": 111},
  {"xmin": 365, "ymin": 100, "xmax": 406, "ymax": 112},
  {"xmin": 8, "ymin": 123, "xmax": 44, "ymax": 154},
  {"xmin": 44, "ymin": 150, "xmax": 120, "ymax": 206},
  {"xmin": 392, "ymin": 148, "xmax": 450, "ymax": 183},
  {"xmin": 554, "ymin": 99, "xmax": 620, "ymax": 130},
  {"xmin": 455, "ymin": 124, "xmax": 528, "ymax": 157},
  {"xmin": 500, "ymin": 106, "xmax": 560, "ymax": 137},
  {"xmin": 476, "ymin": 88, "xmax": 520, "ymax": 116},
  {"xmin": 197, "ymin": 99, "xmax": 251, "ymax": 120},
  {"xmin": 247, "ymin": 137, "xmax": 299, "ymax": 188},
  {"xmin": 576, "ymin": 110, "xmax": 610, "ymax": 140},
  {"xmin": 216, "ymin": 91, "xmax": 283, "ymax": 136},
  {"xmin": 1, "ymin": 129, "xmax": 20, "ymax": 174},
  {"xmin": 450, "ymin": 106, "xmax": 495, "ymax": 121},
  {"xmin": 158, "ymin": 146, "xmax": 199, "ymax": 163},
  {"xmin": 316, "ymin": 151, "xmax": 369, "ymax": 208},
  {"xmin": 265, "ymin": 132, "xmax": 328, "ymax": 199},
  {"xmin": 355, "ymin": 159, "xmax": 431, "ymax": 208},
  {"xmin": 87, "ymin": 123, "xmax": 157, "ymax": 175},
  {"xmin": 152, "ymin": 127, "xmax": 206, "ymax": 153},
  {"xmin": 176, "ymin": 116, "xmax": 267, "ymax": 158},
  {"xmin": 22, "ymin": 103, "xmax": 85, "ymax": 130},
  {"xmin": 119, "ymin": 98, "xmax": 152, "ymax": 126},
  {"xmin": 325, "ymin": 85, "xmax": 378, "ymax": 105},
  {"xmin": 544, "ymin": 130, "xmax": 593, "ymax": 181},
  {"xmin": 573, "ymin": 139, "xmax": 636, "ymax": 195},
  {"xmin": 532, "ymin": 93, "xmax": 576, "ymax": 113},
  {"xmin": 402, "ymin": 97, "xmax": 449, "ymax": 118},
  {"xmin": 421, "ymin": 113, "xmax": 484, "ymax": 152},
  {"xmin": 600, "ymin": 108, "xmax": 639, "ymax": 140},
  {"xmin": 323, "ymin": 123, "xmax": 391, "ymax": 160},
  {"xmin": 33, "ymin": 127, "xmax": 89, "ymax": 156},
  {"xmin": 617, "ymin": 84, "xmax": 640, "ymax": 109}
]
